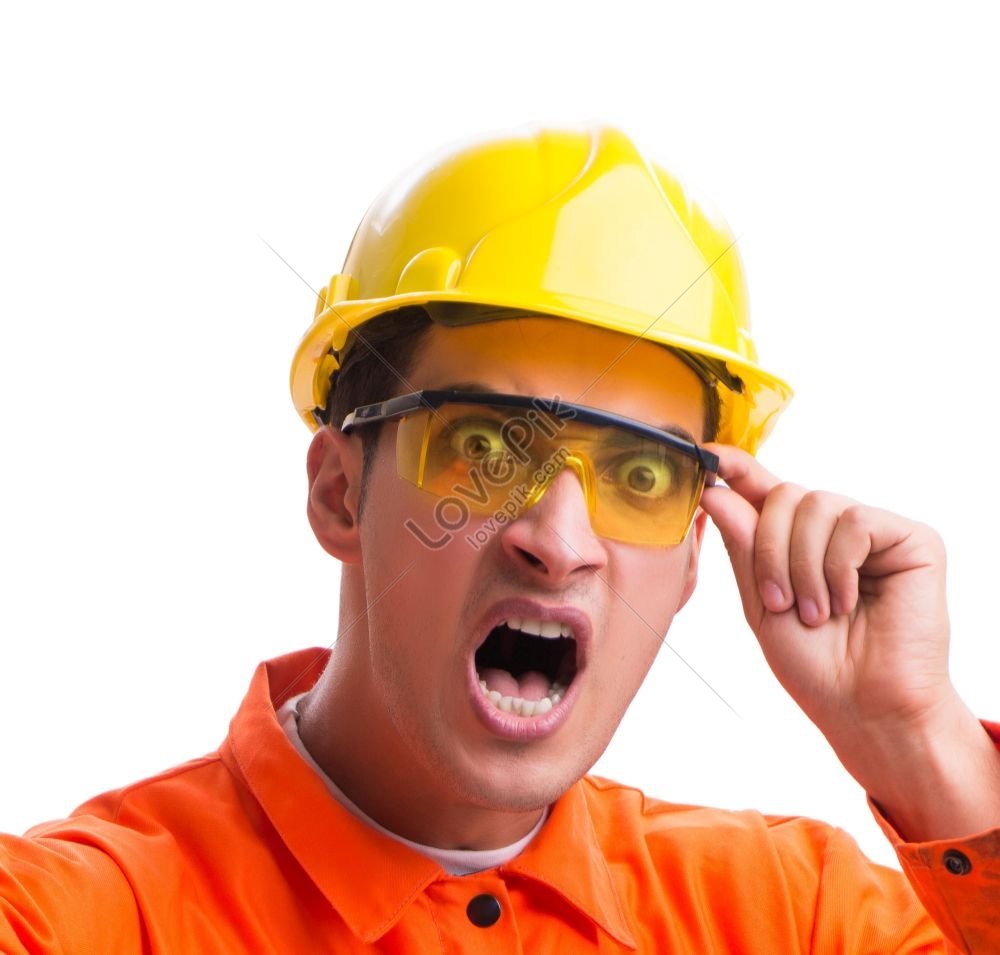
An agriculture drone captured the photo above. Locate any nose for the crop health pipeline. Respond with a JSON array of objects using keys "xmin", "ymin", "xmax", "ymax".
[{"xmin": 499, "ymin": 458, "xmax": 608, "ymax": 584}]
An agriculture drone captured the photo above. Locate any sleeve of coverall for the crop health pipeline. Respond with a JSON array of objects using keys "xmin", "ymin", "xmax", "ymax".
[
  {"xmin": 0, "ymin": 828, "xmax": 143, "ymax": 954},
  {"xmin": 868, "ymin": 719, "xmax": 1000, "ymax": 955}
]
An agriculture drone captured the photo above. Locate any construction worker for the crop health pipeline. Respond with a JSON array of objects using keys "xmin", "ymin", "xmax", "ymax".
[{"xmin": 1, "ymin": 125, "xmax": 998, "ymax": 952}]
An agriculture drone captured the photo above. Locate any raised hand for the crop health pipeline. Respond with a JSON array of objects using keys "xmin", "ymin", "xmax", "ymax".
[{"xmin": 699, "ymin": 443, "xmax": 1000, "ymax": 842}]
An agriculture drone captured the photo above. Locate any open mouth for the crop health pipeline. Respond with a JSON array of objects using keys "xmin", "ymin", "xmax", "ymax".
[{"xmin": 474, "ymin": 616, "xmax": 578, "ymax": 718}]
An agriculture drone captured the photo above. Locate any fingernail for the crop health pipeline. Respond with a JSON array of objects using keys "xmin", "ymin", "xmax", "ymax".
[
  {"xmin": 799, "ymin": 597, "xmax": 820, "ymax": 625},
  {"xmin": 762, "ymin": 581, "xmax": 785, "ymax": 611}
]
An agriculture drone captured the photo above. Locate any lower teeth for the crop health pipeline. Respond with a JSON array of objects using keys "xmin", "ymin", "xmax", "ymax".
[{"xmin": 476, "ymin": 674, "xmax": 567, "ymax": 717}]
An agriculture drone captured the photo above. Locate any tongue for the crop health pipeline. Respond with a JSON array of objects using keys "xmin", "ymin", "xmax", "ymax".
[{"xmin": 480, "ymin": 668, "xmax": 551, "ymax": 701}]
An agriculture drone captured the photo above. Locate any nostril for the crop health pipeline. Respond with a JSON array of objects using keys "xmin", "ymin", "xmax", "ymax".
[{"xmin": 515, "ymin": 546, "xmax": 544, "ymax": 569}]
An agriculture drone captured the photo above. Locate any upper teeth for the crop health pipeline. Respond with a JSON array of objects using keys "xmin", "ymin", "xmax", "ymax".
[{"xmin": 505, "ymin": 616, "xmax": 573, "ymax": 639}]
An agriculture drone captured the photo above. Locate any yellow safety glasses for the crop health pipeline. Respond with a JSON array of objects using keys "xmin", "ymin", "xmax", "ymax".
[{"xmin": 341, "ymin": 390, "xmax": 718, "ymax": 547}]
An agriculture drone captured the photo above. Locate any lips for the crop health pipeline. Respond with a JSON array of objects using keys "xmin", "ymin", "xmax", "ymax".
[{"xmin": 466, "ymin": 598, "xmax": 592, "ymax": 741}]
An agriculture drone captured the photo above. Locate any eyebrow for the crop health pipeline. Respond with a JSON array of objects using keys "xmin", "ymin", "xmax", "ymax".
[{"xmin": 436, "ymin": 381, "xmax": 699, "ymax": 445}]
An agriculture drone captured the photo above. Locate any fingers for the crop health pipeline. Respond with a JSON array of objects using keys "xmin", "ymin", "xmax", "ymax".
[
  {"xmin": 755, "ymin": 488, "xmax": 862, "ymax": 626},
  {"xmin": 787, "ymin": 491, "xmax": 858, "ymax": 622},
  {"xmin": 705, "ymin": 445, "xmax": 941, "ymax": 632},
  {"xmin": 822, "ymin": 505, "xmax": 869, "ymax": 617},
  {"xmin": 702, "ymin": 444, "xmax": 866, "ymax": 627},
  {"xmin": 755, "ymin": 483, "xmax": 808, "ymax": 615},
  {"xmin": 704, "ymin": 443, "xmax": 782, "ymax": 511},
  {"xmin": 698, "ymin": 482, "xmax": 759, "ymax": 558},
  {"xmin": 698, "ymin": 484, "xmax": 766, "ymax": 626}
]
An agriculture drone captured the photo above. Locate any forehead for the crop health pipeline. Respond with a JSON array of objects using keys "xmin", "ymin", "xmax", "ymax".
[{"xmin": 407, "ymin": 316, "xmax": 706, "ymax": 437}]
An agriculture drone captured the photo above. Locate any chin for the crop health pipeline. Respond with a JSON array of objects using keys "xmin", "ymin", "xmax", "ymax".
[{"xmin": 449, "ymin": 752, "xmax": 590, "ymax": 813}]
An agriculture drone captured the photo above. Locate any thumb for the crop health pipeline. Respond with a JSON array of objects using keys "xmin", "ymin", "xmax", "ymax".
[{"xmin": 699, "ymin": 484, "xmax": 764, "ymax": 625}]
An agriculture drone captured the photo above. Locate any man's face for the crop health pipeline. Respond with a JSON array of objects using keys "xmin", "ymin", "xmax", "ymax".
[{"xmin": 353, "ymin": 316, "xmax": 707, "ymax": 812}]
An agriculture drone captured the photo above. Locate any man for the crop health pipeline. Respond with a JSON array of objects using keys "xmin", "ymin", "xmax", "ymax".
[{"xmin": 2, "ymin": 126, "xmax": 998, "ymax": 952}]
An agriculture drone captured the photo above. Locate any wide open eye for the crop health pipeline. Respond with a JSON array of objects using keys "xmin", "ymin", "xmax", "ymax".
[
  {"xmin": 604, "ymin": 451, "xmax": 677, "ymax": 502},
  {"xmin": 446, "ymin": 417, "xmax": 507, "ymax": 461}
]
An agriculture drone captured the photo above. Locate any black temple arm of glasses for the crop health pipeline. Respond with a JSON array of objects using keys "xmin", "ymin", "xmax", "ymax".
[{"xmin": 341, "ymin": 393, "xmax": 428, "ymax": 432}]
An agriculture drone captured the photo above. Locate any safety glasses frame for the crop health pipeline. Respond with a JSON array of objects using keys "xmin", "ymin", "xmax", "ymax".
[{"xmin": 341, "ymin": 389, "xmax": 719, "ymax": 482}]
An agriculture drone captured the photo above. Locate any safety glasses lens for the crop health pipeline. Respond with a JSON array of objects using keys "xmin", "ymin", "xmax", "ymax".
[{"xmin": 395, "ymin": 403, "xmax": 704, "ymax": 546}]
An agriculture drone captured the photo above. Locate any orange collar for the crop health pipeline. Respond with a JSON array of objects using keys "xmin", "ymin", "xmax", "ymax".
[{"xmin": 221, "ymin": 648, "xmax": 637, "ymax": 948}]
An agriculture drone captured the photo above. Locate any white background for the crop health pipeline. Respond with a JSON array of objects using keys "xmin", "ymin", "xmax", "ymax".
[{"xmin": 2, "ymin": 2, "xmax": 997, "ymax": 872}]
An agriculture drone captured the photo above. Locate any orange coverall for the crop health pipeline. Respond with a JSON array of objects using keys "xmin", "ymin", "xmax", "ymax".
[{"xmin": 1, "ymin": 648, "xmax": 997, "ymax": 953}]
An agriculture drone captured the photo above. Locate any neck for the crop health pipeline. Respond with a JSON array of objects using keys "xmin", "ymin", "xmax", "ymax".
[{"xmin": 296, "ymin": 572, "xmax": 545, "ymax": 850}]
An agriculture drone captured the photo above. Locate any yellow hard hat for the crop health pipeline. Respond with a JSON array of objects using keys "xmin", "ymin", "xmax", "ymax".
[{"xmin": 290, "ymin": 125, "xmax": 792, "ymax": 452}]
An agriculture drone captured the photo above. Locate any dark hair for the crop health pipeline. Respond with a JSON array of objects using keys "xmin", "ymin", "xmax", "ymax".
[
  {"xmin": 321, "ymin": 305, "xmax": 721, "ymax": 519},
  {"xmin": 324, "ymin": 307, "xmax": 436, "ymax": 521}
]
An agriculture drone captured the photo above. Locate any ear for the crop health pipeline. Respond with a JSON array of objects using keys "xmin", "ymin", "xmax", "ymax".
[
  {"xmin": 676, "ymin": 508, "xmax": 709, "ymax": 612},
  {"xmin": 306, "ymin": 426, "xmax": 364, "ymax": 564}
]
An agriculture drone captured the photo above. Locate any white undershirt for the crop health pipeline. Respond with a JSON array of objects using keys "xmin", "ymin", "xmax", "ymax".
[{"xmin": 277, "ymin": 692, "xmax": 548, "ymax": 876}]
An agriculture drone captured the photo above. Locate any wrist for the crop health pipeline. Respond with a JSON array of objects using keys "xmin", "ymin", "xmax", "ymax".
[{"xmin": 828, "ymin": 694, "xmax": 1000, "ymax": 843}]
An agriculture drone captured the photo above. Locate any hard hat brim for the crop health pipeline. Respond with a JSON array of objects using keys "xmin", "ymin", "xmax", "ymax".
[{"xmin": 290, "ymin": 290, "xmax": 793, "ymax": 453}]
